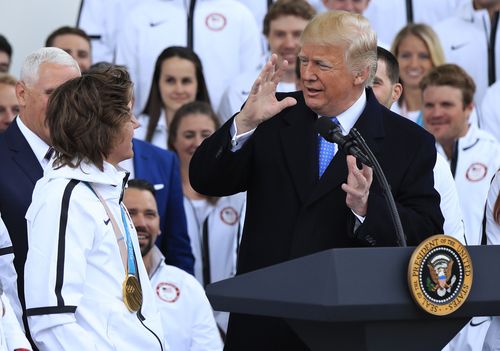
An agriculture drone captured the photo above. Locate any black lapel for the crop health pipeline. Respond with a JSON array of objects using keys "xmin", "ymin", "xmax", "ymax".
[
  {"xmin": 279, "ymin": 95, "xmax": 318, "ymax": 204},
  {"xmin": 5, "ymin": 119, "xmax": 43, "ymax": 185}
]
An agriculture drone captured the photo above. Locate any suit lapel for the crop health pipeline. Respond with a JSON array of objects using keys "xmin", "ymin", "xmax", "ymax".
[
  {"xmin": 5, "ymin": 120, "xmax": 43, "ymax": 185},
  {"xmin": 132, "ymin": 139, "xmax": 147, "ymax": 177},
  {"xmin": 279, "ymin": 106, "xmax": 318, "ymax": 204}
]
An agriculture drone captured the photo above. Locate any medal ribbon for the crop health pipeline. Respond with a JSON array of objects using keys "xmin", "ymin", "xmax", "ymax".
[
  {"xmin": 120, "ymin": 206, "xmax": 137, "ymax": 276},
  {"xmin": 84, "ymin": 182, "xmax": 130, "ymax": 275}
]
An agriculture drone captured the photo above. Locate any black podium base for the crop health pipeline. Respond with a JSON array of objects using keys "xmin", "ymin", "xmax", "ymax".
[{"xmin": 287, "ymin": 318, "xmax": 468, "ymax": 351}]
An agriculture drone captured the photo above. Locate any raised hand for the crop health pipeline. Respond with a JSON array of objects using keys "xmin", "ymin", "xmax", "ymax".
[
  {"xmin": 235, "ymin": 54, "xmax": 297, "ymax": 134},
  {"xmin": 341, "ymin": 155, "xmax": 373, "ymax": 217}
]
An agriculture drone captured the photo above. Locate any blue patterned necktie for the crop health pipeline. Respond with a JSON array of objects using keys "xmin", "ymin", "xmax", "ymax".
[{"xmin": 318, "ymin": 117, "xmax": 339, "ymax": 178}]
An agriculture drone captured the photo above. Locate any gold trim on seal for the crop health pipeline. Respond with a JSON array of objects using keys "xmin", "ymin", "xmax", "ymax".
[{"xmin": 408, "ymin": 235, "xmax": 473, "ymax": 316}]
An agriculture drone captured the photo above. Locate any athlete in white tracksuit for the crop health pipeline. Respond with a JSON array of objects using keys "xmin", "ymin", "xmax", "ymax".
[
  {"xmin": 436, "ymin": 124, "xmax": 500, "ymax": 246},
  {"xmin": 24, "ymin": 161, "xmax": 166, "ymax": 350},
  {"xmin": 149, "ymin": 245, "xmax": 222, "ymax": 351},
  {"xmin": 184, "ymin": 192, "xmax": 246, "ymax": 334}
]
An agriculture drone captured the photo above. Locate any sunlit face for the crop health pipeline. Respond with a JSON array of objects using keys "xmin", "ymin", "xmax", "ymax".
[
  {"xmin": 299, "ymin": 42, "xmax": 364, "ymax": 116},
  {"xmin": 0, "ymin": 52, "xmax": 9, "ymax": 73},
  {"xmin": 51, "ymin": 34, "xmax": 92, "ymax": 72},
  {"xmin": 107, "ymin": 101, "xmax": 140, "ymax": 165},
  {"xmin": 396, "ymin": 34, "xmax": 433, "ymax": 89},
  {"xmin": 158, "ymin": 57, "xmax": 198, "ymax": 121},
  {"xmin": 267, "ymin": 15, "xmax": 309, "ymax": 75},
  {"xmin": 172, "ymin": 113, "xmax": 216, "ymax": 167},
  {"xmin": 422, "ymin": 85, "xmax": 472, "ymax": 146},
  {"xmin": 124, "ymin": 187, "xmax": 160, "ymax": 257},
  {"xmin": 16, "ymin": 62, "xmax": 81, "ymax": 144},
  {"xmin": 322, "ymin": 0, "xmax": 370, "ymax": 14},
  {"xmin": 372, "ymin": 60, "xmax": 397, "ymax": 108},
  {"xmin": 0, "ymin": 83, "xmax": 19, "ymax": 132}
]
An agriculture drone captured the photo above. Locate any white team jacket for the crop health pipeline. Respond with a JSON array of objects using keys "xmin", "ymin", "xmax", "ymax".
[
  {"xmin": 114, "ymin": 0, "xmax": 262, "ymax": 114},
  {"xmin": 0, "ymin": 292, "xmax": 31, "ymax": 351},
  {"xmin": 184, "ymin": 192, "xmax": 246, "ymax": 333},
  {"xmin": 481, "ymin": 80, "xmax": 500, "ymax": 143},
  {"xmin": 364, "ymin": 0, "xmax": 465, "ymax": 46},
  {"xmin": 149, "ymin": 246, "xmax": 222, "ymax": 351},
  {"xmin": 433, "ymin": 1, "xmax": 500, "ymax": 105},
  {"xmin": 24, "ymin": 161, "xmax": 167, "ymax": 350},
  {"xmin": 437, "ymin": 124, "xmax": 500, "ymax": 246},
  {"xmin": 0, "ymin": 216, "xmax": 23, "ymax": 329}
]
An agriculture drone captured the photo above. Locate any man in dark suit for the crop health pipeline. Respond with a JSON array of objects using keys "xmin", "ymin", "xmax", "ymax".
[
  {"xmin": 132, "ymin": 138, "xmax": 195, "ymax": 274},
  {"xmin": 190, "ymin": 10, "xmax": 444, "ymax": 350},
  {"xmin": 0, "ymin": 47, "xmax": 81, "ymax": 346}
]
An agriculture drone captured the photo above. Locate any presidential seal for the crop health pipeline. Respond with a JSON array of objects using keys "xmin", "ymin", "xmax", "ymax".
[{"xmin": 408, "ymin": 235, "xmax": 473, "ymax": 316}]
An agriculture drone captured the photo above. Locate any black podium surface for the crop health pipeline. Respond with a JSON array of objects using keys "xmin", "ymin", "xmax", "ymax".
[{"xmin": 206, "ymin": 245, "xmax": 500, "ymax": 350}]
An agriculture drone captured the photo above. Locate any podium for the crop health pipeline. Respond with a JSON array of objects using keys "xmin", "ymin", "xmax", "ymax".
[{"xmin": 206, "ymin": 246, "xmax": 500, "ymax": 350}]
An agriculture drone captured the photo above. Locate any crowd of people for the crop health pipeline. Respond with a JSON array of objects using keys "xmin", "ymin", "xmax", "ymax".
[{"xmin": 0, "ymin": 0, "xmax": 500, "ymax": 350}]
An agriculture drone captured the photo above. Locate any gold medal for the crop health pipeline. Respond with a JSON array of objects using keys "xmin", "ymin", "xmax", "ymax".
[{"xmin": 122, "ymin": 275, "xmax": 143, "ymax": 312}]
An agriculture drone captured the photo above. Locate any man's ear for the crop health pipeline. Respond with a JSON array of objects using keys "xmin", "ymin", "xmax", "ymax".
[
  {"xmin": 391, "ymin": 83, "xmax": 403, "ymax": 103},
  {"xmin": 16, "ymin": 81, "xmax": 27, "ymax": 107},
  {"xmin": 354, "ymin": 67, "xmax": 369, "ymax": 86}
]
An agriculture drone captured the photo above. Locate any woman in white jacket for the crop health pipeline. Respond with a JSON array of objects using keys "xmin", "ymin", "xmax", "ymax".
[
  {"xmin": 168, "ymin": 101, "xmax": 246, "ymax": 336},
  {"xmin": 24, "ymin": 65, "xmax": 166, "ymax": 350}
]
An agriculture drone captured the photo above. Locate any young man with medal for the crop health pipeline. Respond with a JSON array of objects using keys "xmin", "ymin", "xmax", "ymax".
[{"xmin": 23, "ymin": 65, "xmax": 166, "ymax": 350}]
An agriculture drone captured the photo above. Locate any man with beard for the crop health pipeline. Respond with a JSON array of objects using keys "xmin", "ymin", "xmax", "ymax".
[{"xmin": 124, "ymin": 179, "xmax": 223, "ymax": 351}]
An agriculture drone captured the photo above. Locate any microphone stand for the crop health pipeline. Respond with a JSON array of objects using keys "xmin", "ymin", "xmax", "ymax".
[{"xmin": 348, "ymin": 128, "xmax": 407, "ymax": 247}]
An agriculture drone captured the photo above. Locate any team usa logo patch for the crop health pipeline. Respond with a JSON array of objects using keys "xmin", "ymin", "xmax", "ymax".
[
  {"xmin": 408, "ymin": 235, "xmax": 473, "ymax": 316},
  {"xmin": 205, "ymin": 13, "xmax": 227, "ymax": 31},
  {"xmin": 156, "ymin": 282, "xmax": 180, "ymax": 303},
  {"xmin": 220, "ymin": 206, "xmax": 239, "ymax": 225},
  {"xmin": 466, "ymin": 163, "xmax": 488, "ymax": 182}
]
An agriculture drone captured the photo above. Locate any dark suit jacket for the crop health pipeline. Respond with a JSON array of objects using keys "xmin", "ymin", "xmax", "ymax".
[
  {"xmin": 132, "ymin": 138, "xmax": 194, "ymax": 275},
  {"xmin": 190, "ymin": 89, "xmax": 444, "ymax": 350},
  {"xmin": 0, "ymin": 119, "xmax": 42, "ymax": 348}
]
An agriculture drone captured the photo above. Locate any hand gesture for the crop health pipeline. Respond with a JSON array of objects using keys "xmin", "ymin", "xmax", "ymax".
[
  {"xmin": 341, "ymin": 155, "xmax": 373, "ymax": 217},
  {"xmin": 235, "ymin": 54, "xmax": 297, "ymax": 133}
]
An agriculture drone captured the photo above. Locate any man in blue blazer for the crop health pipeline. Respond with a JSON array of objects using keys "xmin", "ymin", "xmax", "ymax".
[
  {"xmin": 0, "ymin": 48, "xmax": 81, "ymax": 348},
  {"xmin": 132, "ymin": 138, "xmax": 194, "ymax": 274}
]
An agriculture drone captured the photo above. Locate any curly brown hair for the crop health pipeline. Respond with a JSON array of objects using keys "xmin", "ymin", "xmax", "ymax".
[{"xmin": 47, "ymin": 65, "xmax": 133, "ymax": 171}]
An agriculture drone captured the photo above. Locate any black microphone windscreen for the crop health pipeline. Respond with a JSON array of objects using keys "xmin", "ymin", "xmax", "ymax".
[{"xmin": 315, "ymin": 117, "xmax": 339, "ymax": 141}]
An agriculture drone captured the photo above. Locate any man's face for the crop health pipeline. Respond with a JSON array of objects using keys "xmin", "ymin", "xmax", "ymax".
[
  {"xmin": 299, "ymin": 42, "xmax": 364, "ymax": 116},
  {"xmin": 422, "ymin": 85, "xmax": 472, "ymax": 145},
  {"xmin": 0, "ymin": 52, "xmax": 10, "ymax": 73},
  {"xmin": 372, "ymin": 60, "xmax": 400, "ymax": 108},
  {"xmin": 16, "ymin": 62, "xmax": 80, "ymax": 144},
  {"xmin": 124, "ymin": 188, "xmax": 161, "ymax": 258},
  {"xmin": 0, "ymin": 82, "xmax": 19, "ymax": 132},
  {"xmin": 51, "ymin": 34, "xmax": 92, "ymax": 72},
  {"xmin": 266, "ymin": 15, "xmax": 309, "ymax": 74},
  {"xmin": 322, "ymin": 0, "xmax": 370, "ymax": 14}
]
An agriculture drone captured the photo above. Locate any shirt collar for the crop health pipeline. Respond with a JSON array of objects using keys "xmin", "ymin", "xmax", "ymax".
[
  {"xmin": 16, "ymin": 116, "xmax": 51, "ymax": 167},
  {"xmin": 335, "ymin": 90, "xmax": 367, "ymax": 136}
]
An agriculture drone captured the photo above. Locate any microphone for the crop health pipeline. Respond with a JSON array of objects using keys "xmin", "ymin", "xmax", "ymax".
[
  {"xmin": 315, "ymin": 117, "xmax": 407, "ymax": 247},
  {"xmin": 315, "ymin": 117, "xmax": 372, "ymax": 167}
]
